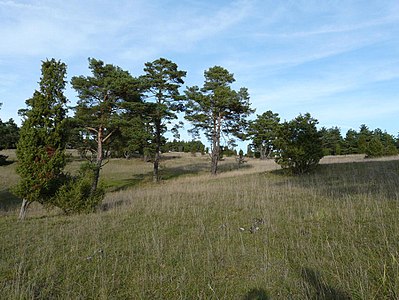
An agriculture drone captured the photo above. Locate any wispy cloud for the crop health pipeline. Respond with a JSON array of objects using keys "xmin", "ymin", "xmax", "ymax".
[
  {"xmin": 0, "ymin": 0, "xmax": 254, "ymax": 62},
  {"xmin": 0, "ymin": 0, "xmax": 149, "ymax": 58},
  {"xmin": 226, "ymin": 0, "xmax": 399, "ymax": 73},
  {"xmin": 0, "ymin": 0, "xmax": 45, "ymax": 10},
  {"xmin": 251, "ymin": 58, "xmax": 399, "ymax": 103},
  {"xmin": 118, "ymin": 0, "xmax": 255, "ymax": 64}
]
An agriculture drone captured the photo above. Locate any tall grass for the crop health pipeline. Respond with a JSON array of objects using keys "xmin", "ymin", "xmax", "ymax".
[{"xmin": 1, "ymin": 152, "xmax": 399, "ymax": 298}]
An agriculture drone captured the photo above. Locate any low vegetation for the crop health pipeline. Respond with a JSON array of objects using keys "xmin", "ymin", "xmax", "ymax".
[{"xmin": 1, "ymin": 151, "xmax": 399, "ymax": 298}]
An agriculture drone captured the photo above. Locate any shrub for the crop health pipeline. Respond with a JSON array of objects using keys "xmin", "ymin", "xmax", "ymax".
[
  {"xmin": 275, "ymin": 113, "xmax": 323, "ymax": 174},
  {"xmin": 53, "ymin": 163, "xmax": 104, "ymax": 214}
]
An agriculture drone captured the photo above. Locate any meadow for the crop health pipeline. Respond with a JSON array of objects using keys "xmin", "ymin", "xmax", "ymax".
[{"xmin": 1, "ymin": 150, "xmax": 399, "ymax": 299}]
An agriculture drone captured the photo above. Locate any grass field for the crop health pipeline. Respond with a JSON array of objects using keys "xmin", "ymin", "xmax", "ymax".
[{"xmin": 1, "ymin": 151, "xmax": 399, "ymax": 299}]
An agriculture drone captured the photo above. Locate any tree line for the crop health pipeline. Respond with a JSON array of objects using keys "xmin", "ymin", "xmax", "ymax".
[
  {"xmin": 1, "ymin": 58, "xmax": 397, "ymax": 219},
  {"xmin": 0, "ymin": 102, "xmax": 20, "ymax": 164},
  {"xmin": 248, "ymin": 110, "xmax": 398, "ymax": 162}
]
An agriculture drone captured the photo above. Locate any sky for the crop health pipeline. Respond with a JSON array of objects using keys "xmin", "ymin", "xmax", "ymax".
[{"xmin": 1, "ymin": 0, "xmax": 399, "ymax": 148}]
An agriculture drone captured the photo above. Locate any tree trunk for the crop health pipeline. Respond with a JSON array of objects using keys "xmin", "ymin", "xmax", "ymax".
[
  {"xmin": 265, "ymin": 146, "xmax": 272, "ymax": 159},
  {"xmin": 18, "ymin": 199, "xmax": 31, "ymax": 220},
  {"xmin": 211, "ymin": 114, "xmax": 222, "ymax": 175},
  {"xmin": 211, "ymin": 146, "xmax": 218, "ymax": 175},
  {"xmin": 260, "ymin": 144, "xmax": 266, "ymax": 160},
  {"xmin": 91, "ymin": 126, "xmax": 103, "ymax": 196},
  {"xmin": 153, "ymin": 121, "xmax": 161, "ymax": 182},
  {"xmin": 91, "ymin": 163, "xmax": 101, "ymax": 196},
  {"xmin": 153, "ymin": 152, "xmax": 160, "ymax": 182}
]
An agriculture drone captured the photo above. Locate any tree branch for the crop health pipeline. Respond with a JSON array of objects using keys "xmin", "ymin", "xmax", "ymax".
[
  {"xmin": 86, "ymin": 127, "xmax": 98, "ymax": 134},
  {"xmin": 103, "ymin": 129, "xmax": 117, "ymax": 143}
]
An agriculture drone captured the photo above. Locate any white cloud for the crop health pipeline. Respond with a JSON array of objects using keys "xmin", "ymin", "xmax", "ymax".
[
  {"xmin": 0, "ymin": 0, "xmax": 45, "ymax": 10},
  {"xmin": 118, "ymin": 0, "xmax": 255, "ymax": 61}
]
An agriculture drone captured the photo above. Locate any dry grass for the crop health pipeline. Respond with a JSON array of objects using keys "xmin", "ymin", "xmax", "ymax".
[
  {"xmin": 1, "ymin": 151, "xmax": 399, "ymax": 298},
  {"xmin": 320, "ymin": 153, "xmax": 399, "ymax": 164}
]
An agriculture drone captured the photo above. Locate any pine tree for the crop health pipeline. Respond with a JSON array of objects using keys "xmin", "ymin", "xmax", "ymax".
[
  {"xmin": 0, "ymin": 118, "xmax": 19, "ymax": 151},
  {"xmin": 15, "ymin": 59, "xmax": 68, "ymax": 219},
  {"xmin": 71, "ymin": 58, "xmax": 141, "ymax": 195},
  {"xmin": 358, "ymin": 124, "xmax": 372, "ymax": 154},
  {"xmin": 248, "ymin": 110, "xmax": 280, "ymax": 159},
  {"xmin": 343, "ymin": 129, "xmax": 359, "ymax": 154},
  {"xmin": 366, "ymin": 136, "xmax": 384, "ymax": 158},
  {"xmin": 320, "ymin": 126, "xmax": 344, "ymax": 156},
  {"xmin": 185, "ymin": 66, "xmax": 254, "ymax": 175},
  {"xmin": 141, "ymin": 58, "xmax": 186, "ymax": 182}
]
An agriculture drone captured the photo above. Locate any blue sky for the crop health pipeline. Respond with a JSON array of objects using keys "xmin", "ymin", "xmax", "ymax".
[{"xmin": 1, "ymin": 0, "xmax": 399, "ymax": 147}]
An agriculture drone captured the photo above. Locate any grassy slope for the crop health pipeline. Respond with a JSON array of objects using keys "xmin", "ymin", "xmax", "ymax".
[{"xmin": 1, "ymin": 152, "xmax": 399, "ymax": 298}]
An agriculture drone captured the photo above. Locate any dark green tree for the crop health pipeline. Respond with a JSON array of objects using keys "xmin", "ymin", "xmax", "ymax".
[
  {"xmin": 141, "ymin": 58, "xmax": 186, "ymax": 182},
  {"xmin": 380, "ymin": 131, "xmax": 398, "ymax": 156},
  {"xmin": 113, "ymin": 101, "xmax": 153, "ymax": 160},
  {"xmin": 343, "ymin": 129, "xmax": 359, "ymax": 154},
  {"xmin": 0, "ymin": 106, "xmax": 20, "ymax": 151},
  {"xmin": 248, "ymin": 110, "xmax": 280, "ymax": 159},
  {"xmin": 4, "ymin": 119, "xmax": 19, "ymax": 149},
  {"xmin": 15, "ymin": 59, "xmax": 69, "ymax": 219},
  {"xmin": 164, "ymin": 139, "xmax": 205, "ymax": 154},
  {"xmin": 366, "ymin": 136, "xmax": 384, "ymax": 158},
  {"xmin": 275, "ymin": 113, "xmax": 323, "ymax": 174},
  {"xmin": 320, "ymin": 126, "xmax": 343, "ymax": 156},
  {"xmin": 111, "ymin": 116, "xmax": 146, "ymax": 158},
  {"xmin": 358, "ymin": 124, "xmax": 373, "ymax": 153},
  {"xmin": 185, "ymin": 66, "xmax": 254, "ymax": 175},
  {"xmin": 367, "ymin": 128, "xmax": 397, "ymax": 157},
  {"xmin": 71, "ymin": 58, "xmax": 141, "ymax": 195}
]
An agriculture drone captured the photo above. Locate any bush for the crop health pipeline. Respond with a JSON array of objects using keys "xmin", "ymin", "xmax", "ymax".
[
  {"xmin": 275, "ymin": 113, "xmax": 324, "ymax": 174},
  {"xmin": 53, "ymin": 164, "xmax": 104, "ymax": 214}
]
